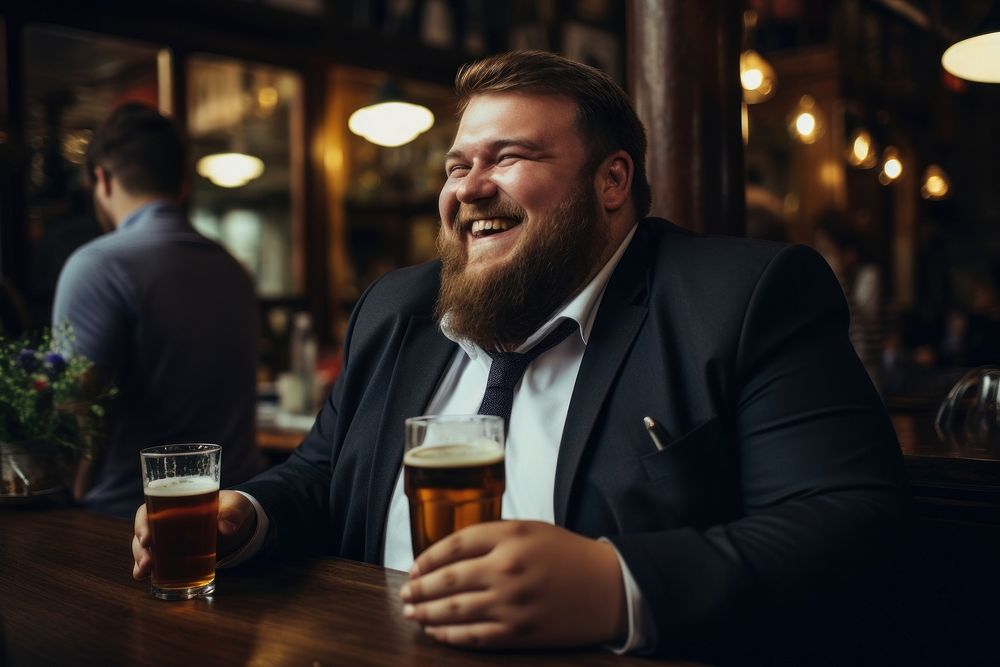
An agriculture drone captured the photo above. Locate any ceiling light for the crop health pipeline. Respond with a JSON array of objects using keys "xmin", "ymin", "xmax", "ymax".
[
  {"xmin": 348, "ymin": 81, "xmax": 434, "ymax": 148},
  {"xmin": 879, "ymin": 147, "xmax": 903, "ymax": 185},
  {"xmin": 196, "ymin": 152, "xmax": 265, "ymax": 188},
  {"xmin": 846, "ymin": 129, "xmax": 878, "ymax": 169},
  {"xmin": 921, "ymin": 164, "xmax": 951, "ymax": 200},
  {"xmin": 941, "ymin": 4, "xmax": 1000, "ymax": 83},
  {"xmin": 788, "ymin": 95, "xmax": 823, "ymax": 144},
  {"xmin": 740, "ymin": 50, "xmax": 777, "ymax": 104}
]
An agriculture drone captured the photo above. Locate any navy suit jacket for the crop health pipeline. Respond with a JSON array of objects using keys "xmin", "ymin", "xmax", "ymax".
[{"xmin": 237, "ymin": 218, "xmax": 909, "ymax": 661}]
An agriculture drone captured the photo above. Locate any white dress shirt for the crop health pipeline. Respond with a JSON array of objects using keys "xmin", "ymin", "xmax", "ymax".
[{"xmin": 228, "ymin": 225, "xmax": 652, "ymax": 653}]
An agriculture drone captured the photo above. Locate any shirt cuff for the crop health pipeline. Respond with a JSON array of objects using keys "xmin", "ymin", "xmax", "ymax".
[
  {"xmin": 599, "ymin": 537, "xmax": 657, "ymax": 654},
  {"xmin": 216, "ymin": 490, "xmax": 271, "ymax": 569}
]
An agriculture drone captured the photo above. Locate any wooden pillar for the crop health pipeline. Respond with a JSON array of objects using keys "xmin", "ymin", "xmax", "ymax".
[{"xmin": 628, "ymin": 0, "xmax": 745, "ymax": 235}]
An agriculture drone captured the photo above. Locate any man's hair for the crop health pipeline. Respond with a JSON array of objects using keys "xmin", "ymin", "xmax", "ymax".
[
  {"xmin": 85, "ymin": 103, "xmax": 185, "ymax": 197},
  {"xmin": 455, "ymin": 50, "xmax": 652, "ymax": 219}
]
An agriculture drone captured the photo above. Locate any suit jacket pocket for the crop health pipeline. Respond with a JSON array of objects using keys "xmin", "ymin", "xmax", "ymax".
[
  {"xmin": 640, "ymin": 415, "xmax": 724, "ymax": 482},
  {"xmin": 636, "ymin": 416, "xmax": 737, "ymax": 528}
]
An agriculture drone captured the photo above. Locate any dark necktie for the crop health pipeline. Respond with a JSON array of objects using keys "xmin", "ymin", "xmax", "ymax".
[{"xmin": 477, "ymin": 318, "xmax": 579, "ymax": 430}]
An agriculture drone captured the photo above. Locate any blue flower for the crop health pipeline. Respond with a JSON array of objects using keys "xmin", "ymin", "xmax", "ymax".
[
  {"xmin": 44, "ymin": 352, "xmax": 67, "ymax": 377},
  {"xmin": 16, "ymin": 348, "xmax": 40, "ymax": 372}
]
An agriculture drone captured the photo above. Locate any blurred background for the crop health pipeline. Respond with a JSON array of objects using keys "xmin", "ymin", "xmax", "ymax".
[{"xmin": 1, "ymin": 0, "xmax": 999, "ymax": 407}]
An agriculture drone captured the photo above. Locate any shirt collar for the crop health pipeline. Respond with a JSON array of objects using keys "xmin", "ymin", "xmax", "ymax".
[
  {"xmin": 440, "ymin": 225, "xmax": 637, "ymax": 360},
  {"xmin": 118, "ymin": 200, "xmax": 177, "ymax": 231}
]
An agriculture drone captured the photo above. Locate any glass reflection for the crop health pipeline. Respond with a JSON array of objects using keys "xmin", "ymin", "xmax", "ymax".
[{"xmin": 187, "ymin": 56, "xmax": 304, "ymax": 298}]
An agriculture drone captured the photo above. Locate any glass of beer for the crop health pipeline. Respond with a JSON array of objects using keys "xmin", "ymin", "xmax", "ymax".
[
  {"xmin": 139, "ymin": 443, "xmax": 221, "ymax": 600},
  {"xmin": 404, "ymin": 415, "xmax": 505, "ymax": 556}
]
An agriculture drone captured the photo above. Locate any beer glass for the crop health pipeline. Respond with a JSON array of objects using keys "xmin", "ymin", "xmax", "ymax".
[
  {"xmin": 140, "ymin": 443, "xmax": 221, "ymax": 600},
  {"xmin": 404, "ymin": 415, "xmax": 505, "ymax": 556}
]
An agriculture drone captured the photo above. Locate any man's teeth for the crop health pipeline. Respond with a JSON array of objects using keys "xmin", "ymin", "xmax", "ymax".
[{"xmin": 470, "ymin": 219, "xmax": 515, "ymax": 236}]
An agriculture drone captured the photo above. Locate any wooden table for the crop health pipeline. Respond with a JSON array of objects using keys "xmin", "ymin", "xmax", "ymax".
[{"xmin": 0, "ymin": 510, "xmax": 686, "ymax": 667}]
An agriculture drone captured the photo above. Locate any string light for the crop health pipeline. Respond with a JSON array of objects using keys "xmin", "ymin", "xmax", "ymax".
[
  {"xmin": 878, "ymin": 146, "xmax": 903, "ymax": 185},
  {"xmin": 740, "ymin": 50, "xmax": 777, "ymax": 104},
  {"xmin": 788, "ymin": 95, "xmax": 823, "ymax": 144},
  {"xmin": 921, "ymin": 164, "xmax": 951, "ymax": 199},
  {"xmin": 846, "ymin": 129, "xmax": 878, "ymax": 169}
]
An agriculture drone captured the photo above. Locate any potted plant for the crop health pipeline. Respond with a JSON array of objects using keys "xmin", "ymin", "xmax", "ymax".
[{"xmin": 0, "ymin": 324, "xmax": 116, "ymax": 503}]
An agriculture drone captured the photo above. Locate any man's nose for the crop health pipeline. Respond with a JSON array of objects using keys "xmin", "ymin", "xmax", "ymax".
[{"xmin": 455, "ymin": 163, "xmax": 497, "ymax": 203}]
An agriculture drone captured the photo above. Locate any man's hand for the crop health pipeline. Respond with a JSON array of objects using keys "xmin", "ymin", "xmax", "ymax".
[
  {"xmin": 131, "ymin": 489, "xmax": 257, "ymax": 580},
  {"xmin": 400, "ymin": 521, "xmax": 627, "ymax": 649}
]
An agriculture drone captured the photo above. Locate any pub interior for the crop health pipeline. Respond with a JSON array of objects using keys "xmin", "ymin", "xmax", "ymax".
[{"xmin": 1, "ymin": 1, "xmax": 999, "ymax": 665}]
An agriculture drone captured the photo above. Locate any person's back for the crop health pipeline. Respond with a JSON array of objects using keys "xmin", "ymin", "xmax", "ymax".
[{"xmin": 52, "ymin": 104, "xmax": 262, "ymax": 517}]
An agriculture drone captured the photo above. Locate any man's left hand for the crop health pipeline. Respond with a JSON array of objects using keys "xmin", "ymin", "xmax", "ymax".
[{"xmin": 400, "ymin": 521, "xmax": 627, "ymax": 649}]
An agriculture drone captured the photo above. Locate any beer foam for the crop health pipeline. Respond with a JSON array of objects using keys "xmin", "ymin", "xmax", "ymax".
[
  {"xmin": 403, "ymin": 440, "xmax": 504, "ymax": 468},
  {"xmin": 145, "ymin": 475, "xmax": 219, "ymax": 497}
]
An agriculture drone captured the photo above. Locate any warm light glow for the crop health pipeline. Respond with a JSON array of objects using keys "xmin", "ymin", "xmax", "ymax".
[
  {"xmin": 879, "ymin": 147, "xmax": 902, "ymax": 185},
  {"xmin": 921, "ymin": 164, "xmax": 951, "ymax": 200},
  {"xmin": 348, "ymin": 101, "xmax": 434, "ymax": 147},
  {"xmin": 196, "ymin": 152, "xmax": 265, "ymax": 188},
  {"xmin": 942, "ymin": 31, "xmax": 1000, "ymax": 83},
  {"xmin": 257, "ymin": 86, "xmax": 279, "ymax": 115},
  {"xmin": 847, "ymin": 129, "xmax": 878, "ymax": 169},
  {"xmin": 820, "ymin": 160, "xmax": 842, "ymax": 189},
  {"xmin": 788, "ymin": 95, "xmax": 823, "ymax": 144},
  {"xmin": 741, "ymin": 102, "xmax": 749, "ymax": 144},
  {"xmin": 740, "ymin": 50, "xmax": 776, "ymax": 104},
  {"xmin": 796, "ymin": 112, "xmax": 816, "ymax": 136},
  {"xmin": 742, "ymin": 68, "xmax": 763, "ymax": 91}
]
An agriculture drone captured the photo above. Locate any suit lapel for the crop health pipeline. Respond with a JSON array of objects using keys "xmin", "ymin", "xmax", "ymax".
[
  {"xmin": 364, "ymin": 315, "xmax": 457, "ymax": 562},
  {"xmin": 553, "ymin": 225, "xmax": 653, "ymax": 525}
]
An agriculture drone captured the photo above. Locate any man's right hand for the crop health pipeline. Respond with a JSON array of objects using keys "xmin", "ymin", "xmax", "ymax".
[{"xmin": 131, "ymin": 489, "xmax": 257, "ymax": 580}]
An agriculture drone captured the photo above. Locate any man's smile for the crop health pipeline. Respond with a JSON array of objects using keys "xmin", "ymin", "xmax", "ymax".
[{"xmin": 468, "ymin": 217, "xmax": 523, "ymax": 239}]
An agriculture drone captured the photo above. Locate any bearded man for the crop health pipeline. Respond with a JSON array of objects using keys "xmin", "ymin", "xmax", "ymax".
[{"xmin": 132, "ymin": 51, "xmax": 908, "ymax": 663}]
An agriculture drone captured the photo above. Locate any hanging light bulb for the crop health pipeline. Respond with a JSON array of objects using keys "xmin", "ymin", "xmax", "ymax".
[
  {"xmin": 878, "ymin": 146, "xmax": 903, "ymax": 185},
  {"xmin": 349, "ymin": 81, "xmax": 434, "ymax": 148},
  {"xmin": 941, "ymin": 4, "xmax": 1000, "ymax": 83},
  {"xmin": 846, "ymin": 129, "xmax": 878, "ymax": 169},
  {"xmin": 921, "ymin": 164, "xmax": 951, "ymax": 200},
  {"xmin": 740, "ymin": 50, "xmax": 777, "ymax": 104},
  {"xmin": 196, "ymin": 152, "xmax": 265, "ymax": 188},
  {"xmin": 787, "ymin": 95, "xmax": 824, "ymax": 144}
]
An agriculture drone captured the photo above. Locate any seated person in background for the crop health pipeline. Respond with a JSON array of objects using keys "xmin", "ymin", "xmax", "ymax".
[
  {"xmin": 53, "ymin": 103, "xmax": 263, "ymax": 518},
  {"xmin": 133, "ymin": 51, "xmax": 909, "ymax": 663},
  {"xmin": 813, "ymin": 209, "xmax": 886, "ymax": 383}
]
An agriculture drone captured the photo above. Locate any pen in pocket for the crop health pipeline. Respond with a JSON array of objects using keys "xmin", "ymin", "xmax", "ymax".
[{"xmin": 643, "ymin": 416, "xmax": 670, "ymax": 451}]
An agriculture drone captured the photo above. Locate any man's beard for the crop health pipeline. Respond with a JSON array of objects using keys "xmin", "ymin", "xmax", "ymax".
[{"xmin": 435, "ymin": 178, "xmax": 607, "ymax": 350}]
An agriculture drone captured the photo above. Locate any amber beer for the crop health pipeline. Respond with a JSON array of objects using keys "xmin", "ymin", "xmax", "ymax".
[
  {"xmin": 404, "ymin": 440, "xmax": 505, "ymax": 556},
  {"xmin": 140, "ymin": 443, "xmax": 221, "ymax": 600},
  {"xmin": 145, "ymin": 476, "xmax": 220, "ymax": 595}
]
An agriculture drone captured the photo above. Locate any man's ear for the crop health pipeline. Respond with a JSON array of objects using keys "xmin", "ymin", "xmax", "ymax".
[{"xmin": 596, "ymin": 150, "xmax": 633, "ymax": 212}]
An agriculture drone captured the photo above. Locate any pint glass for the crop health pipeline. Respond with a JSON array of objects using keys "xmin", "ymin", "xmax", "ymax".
[
  {"xmin": 404, "ymin": 415, "xmax": 505, "ymax": 556},
  {"xmin": 140, "ymin": 443, "xmax": 221, "ymax": 600}
]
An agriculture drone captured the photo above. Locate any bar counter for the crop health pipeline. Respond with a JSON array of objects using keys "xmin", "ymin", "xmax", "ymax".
[{"xmin": 0, "ymin": 509, "xmax": 693, "ymax": 667}]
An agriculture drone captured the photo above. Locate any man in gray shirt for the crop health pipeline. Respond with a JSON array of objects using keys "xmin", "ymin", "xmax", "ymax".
[{"xmin": 53, "ymin": 103, "xmax": 262, "ymax": 517}]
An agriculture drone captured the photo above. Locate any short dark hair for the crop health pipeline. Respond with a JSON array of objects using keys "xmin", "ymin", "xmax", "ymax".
[
  {"xmin": 455, "ymin": 50, "xmax": 652, "ymax": 219},
  {"xmin": 85, "ymin": 103, "xmax": 185, "ymax": 197}
]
